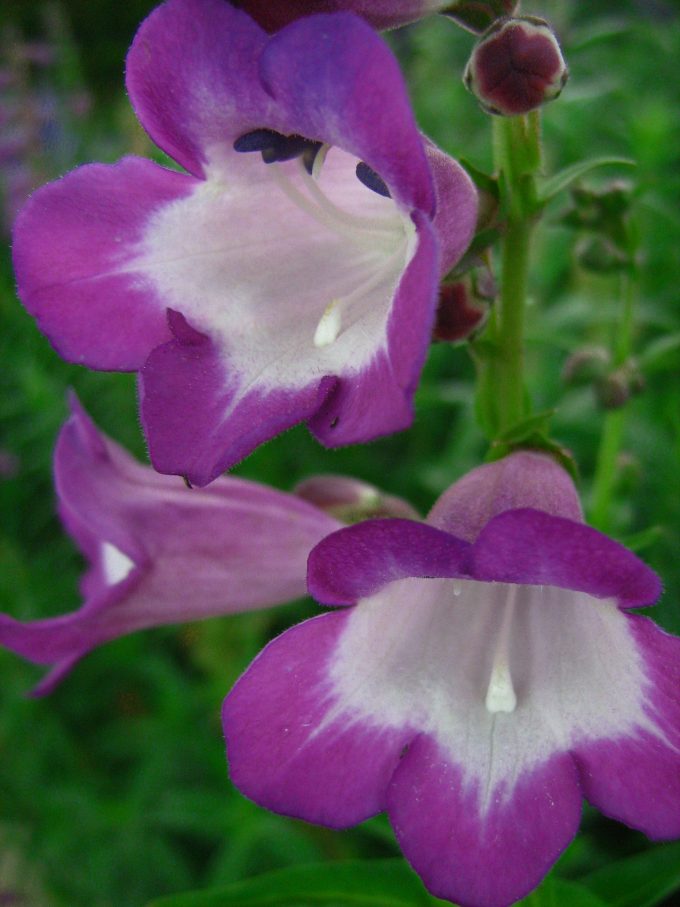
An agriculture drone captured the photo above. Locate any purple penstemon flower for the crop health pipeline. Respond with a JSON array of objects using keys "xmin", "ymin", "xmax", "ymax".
[
  {"xmin": 0, "ymin": 397, "xmax": 343, "ymax": 696},
  {"xmin": 223, "ymin": 451, "xmax": 680, "ymax": 907},
  {"xmin": 13, "ymin": 0, "xmax": 477, "ymax": 487}
]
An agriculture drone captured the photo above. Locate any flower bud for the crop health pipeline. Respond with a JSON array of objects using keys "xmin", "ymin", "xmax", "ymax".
[
  {"xmin": 562, "ymin": 346, "xmax": 610, "ymax": 386},
  {"xmin": 433, "ymin": 274, "xmax": 493, "ymax": 343},
  {"xmin": 442, "ymin": 0, "xmax": 518, "ymax": 34},
  {"xmin": 464, "ymin": 17, "xmax": 568, "ymax": 117},
  {"xmin": 294, "ymin": 475, "xmax": 419, "ymax": 522},
  {"xmin": 595, "ymin": 361, "xmax": 644, "ymax": 410}
]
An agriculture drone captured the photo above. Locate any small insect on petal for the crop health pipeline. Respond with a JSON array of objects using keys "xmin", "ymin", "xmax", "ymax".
[{"xmin": 355, "ymin": 161, "xmax": 391, "ymax": 198}]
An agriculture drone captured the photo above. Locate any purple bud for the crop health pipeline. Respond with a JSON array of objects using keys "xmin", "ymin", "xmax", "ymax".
[
  {"xmin": 464, "ymin": 17, "xmax": 568, "ymax": 117},
  {"xmin": 294, "ymin": 474, "xmax": 419, "ymax": 522}
]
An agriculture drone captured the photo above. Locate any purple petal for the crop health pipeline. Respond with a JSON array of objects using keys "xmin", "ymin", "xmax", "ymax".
[
  {"xmin": 0, "ymin": 399, "xmax": 340, "ymax": 693},
  {"xmin": 387, "ymin": 737, "xmax": 582, "ymax": 907},
  {"xmin": 259, "ymin": 13, "xmax": 434, "ymax": 214},
  {"xmin": 307, "ymin": 519, "xmax": 469, "ymax": 605},
  {"xmin": 140, "ymin": 311, "xmax": 338, "ymax": 485},
  {"xmin": 126, "ymin": 0, "xmax": 270, "ymax": 178},
  {"xmin": 573, "ymin": 614, "xmax": 680, "ymax": 839},
  {"xmin": 223, "ymin": 611, "xmax": 410, "ymax": 827},
  {"xmin": 468, "ymin": 508, "xmax": 661, "ymax": 607},
  {"xmin": 12, "ymin": 157, "xmax": 194, "ymax": 370},
  {"xmin": 428, "ymin": 450, "xmax": 583, "ymax": 542},
  {"xmin": 425, "ymin": 141, "xmax": 478, "ymax": 275},
  {"xmin": 235, "ymin": 0, "xmax": 449, "ymax": 32}
]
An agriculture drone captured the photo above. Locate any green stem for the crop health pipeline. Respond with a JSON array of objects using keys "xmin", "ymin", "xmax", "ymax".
[
  {"xmin": 589, "ymin": 408, "xmax": 625, "ymax": 531},
  {"xmin": 477, "ymin": 115, "xmax": 541, "ymax": 435},
  {"xmin": 496, "ymin": 215, "xmax": 531, "ymax": 430}
]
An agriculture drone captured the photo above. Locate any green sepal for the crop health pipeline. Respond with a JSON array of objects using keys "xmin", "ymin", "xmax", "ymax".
[
  {"xmin": 494, "ymin": 408, "xmax": 556, "ymax": 445},
  {"xmin": 459, "ymin": 158, "xmax": 500, "ymax": 199},
  {"xmin": 579, "ymin": 841, "xmax": 680, "ymax": 907},
  {"xmin": 144, "ymin": 859, "xmax": 441, "ymax": 907},
  {"xmin": 537, "ymin": 156, "xmax": 636, "ymax": 205},
  {"xmin": 446, "ymin": 227, "xmax": 502, "ymax": 278}
]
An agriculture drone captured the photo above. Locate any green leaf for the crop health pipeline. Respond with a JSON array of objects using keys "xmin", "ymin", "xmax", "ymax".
[
  {"xmin": 639, "ymin": 332, "xmax": 680, "ymax": 373},
  {"xmin": 580, "ymin": 842, "xmax": 680, "ymax": 907},
  {"xmin": 538, "ymin": 157, "xmax": 636, "ymax": 205},
  {"xmin": 145, "ymin": 859, "xmax": 439, "ymax": 907},
  {"xmin": 518, "ymin": 877, "xmax": 607, "ymax": 907},
  {"xmin": 619, "ymin": 524, "xmax": 663, "ymax": 554}
]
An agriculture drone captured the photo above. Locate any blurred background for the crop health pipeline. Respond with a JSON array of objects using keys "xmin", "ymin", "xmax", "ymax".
[{"xmin": 1, "ymin": 1, "xmax": 679, "ymax": 904}]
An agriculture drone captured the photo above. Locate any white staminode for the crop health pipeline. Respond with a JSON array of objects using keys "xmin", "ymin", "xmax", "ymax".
[
  {"xmin": 101, "ymin": 541, "xmax": 135, "ymax": 586},
  {"xmin": 485, "ymin": 583, "xmax": 518, "ymax": 714},
  {"xmin": 314, "ymin": 299, "xmax": 342, "ymax": 348}
]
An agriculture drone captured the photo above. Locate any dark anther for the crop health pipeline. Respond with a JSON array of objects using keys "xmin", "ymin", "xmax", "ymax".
[
  {"xmin": 233, "ymin": 128, "xmax": 283, "ymax": 156},
  {"xmin": 234, "ymin": 129, "xmax": 323, "ymax": 167},
  {"xmin": 182, "ymin": 474, "xmax": 193, "ymax": 489},
  {"xmin": 302, "ymin": 141, "xmax": 324, "ymax": 175},
  {"xmin": 355, "ymin": 161, "xmax": 391, "ymax": 198}
]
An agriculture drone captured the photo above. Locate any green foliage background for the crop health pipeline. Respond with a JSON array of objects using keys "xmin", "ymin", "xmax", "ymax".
[{"xmin": 1, "ymin": 1, "xmax": 679, "ymax": 905}]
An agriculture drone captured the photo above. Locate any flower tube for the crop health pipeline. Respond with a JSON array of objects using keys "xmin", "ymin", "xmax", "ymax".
[
  {"xmin": 224, "ymin": 451, "xmax": 679, "ymax": 907},
  {"xmin": 0, "ymin": 398, "xmax": 341, "ymax": 696},
  {"xmin": 13, "ymin": 0, "xmax": 477, "ymax": 486}
]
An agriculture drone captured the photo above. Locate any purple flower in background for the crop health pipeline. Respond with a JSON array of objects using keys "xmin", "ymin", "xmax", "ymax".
[
  {"xmin": 232, "ymin": 0, "xmax": 452, "ymax": 31},
  {"xmin": 0, "ymin": 398, "xmax": 342, "ymax": 696},
  {"xmin": 224, "ymin": 452, "xmax": 680, "ymax": 907},
  {"xmin": 13, "ymin": 0, "xmax": 477, "ymax": 487}
]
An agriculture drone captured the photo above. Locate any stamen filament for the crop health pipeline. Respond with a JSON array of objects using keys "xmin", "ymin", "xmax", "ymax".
[
  {"xmin": 485, "ymin": 584, "xmax": 519, "ymax": 714},
  {"xmin": 298, "ymin": 159, "xmax": 398, "ymax": 233},
  {"xmin": 312, "ymin": 243, "xmax": 408, "ymax": 348}
]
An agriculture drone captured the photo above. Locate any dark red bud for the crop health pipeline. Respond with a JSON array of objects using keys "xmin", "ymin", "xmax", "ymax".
[
  {"xmin": 433, "ymin": 281, "xmax": 490, "ymax": 343},
  {"xmin": 464, "ymin": 17, "xmax": 568, "ymax": 117}
]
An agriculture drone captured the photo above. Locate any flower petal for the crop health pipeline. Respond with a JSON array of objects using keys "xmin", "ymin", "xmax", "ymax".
[
  {"xmin": 387, "ymin": 738, "xmax": 582, "ymax": 907},
  {"xmin": 573, "ymin": 614, "xmax": 680, "ymax": 839},
  {"xmin": 468, "ymin": 508, "xmax": 662, "ymax": 607},
  {"xmin": 126, "ymin": 0, "xmax": 270, "ymax": 178},
  {"xmin": 307, "ymin": 519, "xmax": 469, "ymax": 605},
  {"xmin": 12, "ymin": 157, "xmax": 194, "ymax": 369},
  {"xmin": 425, "ymin": 142, "xmax": 478, "ymax": 274},
  {"xmin": 258, "ymin": 12, "xmax": 435, "ymax": 214},
  {"xmin": 140, "ymin": 311, "xmax": 339, "ymax": 485},
  {"xmin": 428, "ymin": 451, "xmax": 583, "ymax": 542},
  {"xmin": 234, "ymin": 0, "xmax": 449, "ymax": 32},
  {"xmin": 223, "ymin": 611, "xmax": 411, "ymax": 827}
]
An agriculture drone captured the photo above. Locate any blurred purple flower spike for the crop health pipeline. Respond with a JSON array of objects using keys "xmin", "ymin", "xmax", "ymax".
[
  {"xmin": 0, "ymin": 397, "xmax": 341, "ymax": 696},
  {"xmin": 224, "ymin": 451, "xmax": 680, "ymax": 907},
  {"xmin": 13, "ymin": 0, "xmax": 477, "ymax": 486}
]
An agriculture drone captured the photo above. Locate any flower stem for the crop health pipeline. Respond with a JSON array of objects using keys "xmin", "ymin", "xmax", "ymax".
[{"xmin": 475, "ymin": 114, "xmax": 541, "ymax": 437}]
